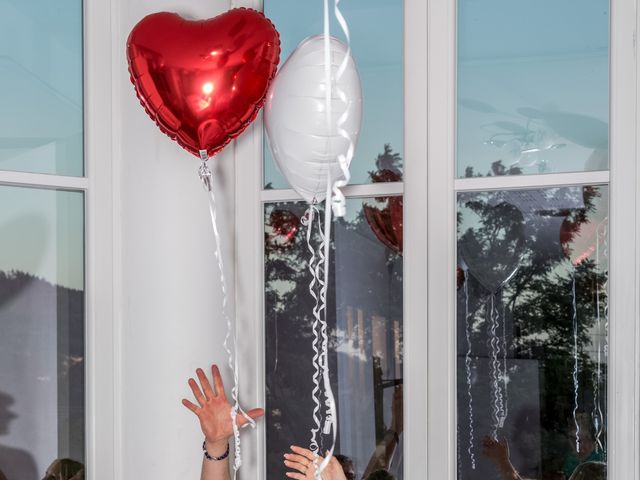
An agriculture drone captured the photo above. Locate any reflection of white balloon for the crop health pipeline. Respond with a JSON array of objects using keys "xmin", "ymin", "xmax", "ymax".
[{"xmin": 264, "ymin": 35, "xmax": 363, "ymax": 204}]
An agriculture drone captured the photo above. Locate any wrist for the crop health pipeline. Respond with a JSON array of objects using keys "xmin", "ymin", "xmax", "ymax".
[
  {"xmin": 383, "ymin": 429, "xmax": 399, "ymax": 443},
  {"xmin": 205, "ymin": 439, "xmax": 229, "ymax": 457}
]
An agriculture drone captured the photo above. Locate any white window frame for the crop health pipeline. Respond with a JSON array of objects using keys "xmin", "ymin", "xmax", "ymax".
[
  {"xmin": 235, "ymin": 0, "xmax": 639, "ymax": 479},
  {"xmin": 85, "ymin": 0, "xmax": 119, "ymax": 478},
  {"xmin": 0, "ymin": 1, "xmax": 119, "ymax": 479}
]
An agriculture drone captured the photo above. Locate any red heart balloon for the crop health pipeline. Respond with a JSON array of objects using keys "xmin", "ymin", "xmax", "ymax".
[{"xmin": 127, "ymin": 8, "xmax": 280, "ymax": 158}]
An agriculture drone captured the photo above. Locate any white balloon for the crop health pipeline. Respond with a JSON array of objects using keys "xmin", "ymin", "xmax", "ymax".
[{"xmin": 264, "ymin": 35, "xmax": 363, "ymax": 204}]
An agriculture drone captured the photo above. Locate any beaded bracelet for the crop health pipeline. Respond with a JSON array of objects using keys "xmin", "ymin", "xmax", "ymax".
[{"xmin": 202, "ymin": 441, "xmax": 230, "ymax": 461}]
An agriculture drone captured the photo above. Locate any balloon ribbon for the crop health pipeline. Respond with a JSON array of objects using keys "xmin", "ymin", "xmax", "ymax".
[
  {"xmin": 329, "ymin": 0, "xmax": 355, "ymax": 218},
  {"xmin": 308, "ymin": 0, "xmax": 357, "ymax": 476},
  {"xmin": 198, "ymin": 153, "xmax": 255, "ymax": 478},
  {"xmin": 302, "ymin": 191, "xmax": 338, "ymax": 479}
]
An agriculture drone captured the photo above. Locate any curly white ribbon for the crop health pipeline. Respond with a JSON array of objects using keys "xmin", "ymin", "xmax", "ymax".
[
  {"xmin": 307, "ymin": 0, "xmax": 355, "ymax": 476},
  {"xmin": 301, "ymin": 204, "xmax": 324, "ymax": 456},
  {"xmin": 198, "ymin": 154, "xmax": 255, "ymax": 478},
  {"xmin": 317, "ymin": 177, "xmax": 338, "ymax": 477},
  {"xmin": 330, "ymin": 0, "xmax": 354, "ymax": 218},
  {"xmin": 303, "ymin": 195, "xmax": 338, "ymax": 480}
]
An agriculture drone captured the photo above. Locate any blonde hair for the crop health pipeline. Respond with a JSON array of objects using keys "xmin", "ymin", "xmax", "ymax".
[{"xmin": 42, "ymin": 459, "xmax": 84, "ymax": 480}]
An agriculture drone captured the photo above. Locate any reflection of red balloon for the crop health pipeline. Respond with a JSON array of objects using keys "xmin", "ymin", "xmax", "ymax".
[
  {"xmin": 457, "ymin": 266, "xmax": 465, "ymax": 290},
  {"xmin": 364, "ymin": 169, "xmax": 403, "ymax": 254},
  {"xmin": 560, "ymin": 215, "xmax": 606, "ymax": 266},
  {"xmin": 364, "ymin": 197, "xmax": 403, "ymax": 255},
  {"xmin": 267, "ymin": 209, "xmax": 300, "ymax": 249},
  {"xmin": 560, "ymin": 187, "xmax": 608, "ymax": 266},
  {"xmin": 127, "ymin": 9, "xmax": 280, "ymax": 158}
]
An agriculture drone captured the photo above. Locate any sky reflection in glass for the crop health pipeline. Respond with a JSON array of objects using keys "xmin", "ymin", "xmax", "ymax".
[{"xmin": 457, "ymin": 0, "xmax": 609, "ymax": 177}]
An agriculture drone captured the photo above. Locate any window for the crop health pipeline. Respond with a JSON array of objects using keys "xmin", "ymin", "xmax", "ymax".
[
  {"xmin": 258, "ymin": 1, "xmax": 405, "ymax": 478},
  {"xmin": 456, "ymin": 186, "xmax": 609, "ymax": 479},
  {"xmin": 264, "ymin": 198, "xmax": 403, "ymax": 479},
  {"xmin": 0, "ymin": 1, "xmax": 86, "ymax": 478},
  {"xmin": 423, "ymin": 0, "xmax": 637, "ymax": 478},
  {"xmin": 457, "ymin": 0, "xmax": 609, "ymax": 178},
  {"xmin": 0, "ymin": 0, "xmax": 84, "ymax": 177},
  {"xmin": 455, "ymin": 2, "xmax": 611, "ymax": 479}
]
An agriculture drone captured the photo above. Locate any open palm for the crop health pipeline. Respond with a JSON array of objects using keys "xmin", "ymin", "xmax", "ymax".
[
  {"xmin": 284, "ymin": 446, "xmax": 348, "ymax": 480},
  {"xmin": 182, "ymin": 364, "xmax": 264, "ymax": 447}
]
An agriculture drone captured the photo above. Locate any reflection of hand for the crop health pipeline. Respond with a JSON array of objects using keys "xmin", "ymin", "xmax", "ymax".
[
  {"xmin": 482, "ymin": 436, "xmax": 525, "ymax": 480},
  {"xmin": 182, "ymin": 364, "xmax": 264, "ymax": 454},
  {"xmin": 284, "ymin": 446, "xmax": 347, "ymax": 480},
  {"xmin": 482, "ymin": 436, "xmax": 510, "ymax": 467},
  {"xmin": 390, "ymin": 385, "xmax": 403, "ymax": 434}
]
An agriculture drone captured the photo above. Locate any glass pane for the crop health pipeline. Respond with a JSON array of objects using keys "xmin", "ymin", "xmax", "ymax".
[
  {"xmin": 265, "ymin": 196, "xmax": 404, "ymax": 479},
  {"xmin": 0, "ymin": 0, "xmax": 84, "ymax": 176},
  {"xmin": 456, "ymin": 185, "xmax": 609, "ymax": 480},
  {"xmin": 263, "ymin": 0, "xmax": 404, "ymax": 188},
  {"xmin": 0, "ymin": 185, "xmax": 85, "ymax": 479},
  {"xmin": 457, "ymin": 0, "xmax": 609, "ymax": 177}
]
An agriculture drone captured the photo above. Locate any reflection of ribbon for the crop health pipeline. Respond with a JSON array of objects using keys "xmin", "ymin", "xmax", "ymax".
[
  {"xmin": 570, "ymin": 272, "xmax": 581, "ymax": 453},
  {"xmin": 593, "ymin": 223, "xmax": 606, "ymax": 455},
  {"xmin": 488, "ymin": 294, "xmax": 503, "ymax": 440},
  {"xmin": 301, "ymin": 204, "xmax": 324, "ymax": 456},
  {"xmin": 198, "ymin": 155, "xmax": 255, "ymax": 477},
  {"xmin": 461, "ymin": 264, "xmax": 476, "ymax": 469},
  {"xmin": 500, "ymin": 300, "xmax": 509, "ymax": 427}
]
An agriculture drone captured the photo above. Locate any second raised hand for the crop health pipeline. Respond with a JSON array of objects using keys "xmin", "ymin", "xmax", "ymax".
[
  {"xmin": 182, "ymin": 364, "xmax": 264, "ymax": 451},
  {"xmin": 284, "ymin": 446, "xmax": 347, "ymax": 480}
]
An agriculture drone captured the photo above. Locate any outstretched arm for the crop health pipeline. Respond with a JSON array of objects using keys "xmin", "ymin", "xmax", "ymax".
[{"xmin": 182, "ymin": 365, "xmax": 264, "ymax": 480}]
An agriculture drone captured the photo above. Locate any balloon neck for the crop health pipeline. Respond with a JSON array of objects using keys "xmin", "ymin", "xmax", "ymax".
[
  {"xmin": 199, "ymin": 149, "xmax": 209, "ymax": 162},
  {"xmin": 198, "ymin": 158, "xmax": 213, "ymax": 192}
]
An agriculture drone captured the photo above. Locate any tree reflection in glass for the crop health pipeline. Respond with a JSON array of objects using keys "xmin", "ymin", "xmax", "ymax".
[{"xmin": 456, "ymin": 186, "xmax": 608, "ymax": 480}]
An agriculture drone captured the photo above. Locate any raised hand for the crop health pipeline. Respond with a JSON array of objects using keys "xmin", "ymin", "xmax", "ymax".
[
  {"xmin": 182, "ymin": 364, "xmax": 264, "ymax": 454},
  {"xmin": 284, "ymin": 446, "xmax": 348, "ymax": 480},
  {"xmin": 482, "ymin": 435, "xmax": 510, "ymax": 466},
  {"xmin": 482, "ymin": 436, "xmax": 527, "ymax": 480}
]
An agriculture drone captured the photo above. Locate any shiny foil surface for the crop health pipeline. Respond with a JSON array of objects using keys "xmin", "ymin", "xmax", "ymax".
[{"xmin": 127, "ymin": 8, "xmax": 280, "ymax": 158}]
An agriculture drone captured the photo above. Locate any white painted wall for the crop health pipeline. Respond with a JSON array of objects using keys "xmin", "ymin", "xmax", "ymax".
[{"xmin": 116, "ymin": 1, "xmax": 241, "ymax": 478}]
